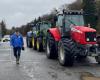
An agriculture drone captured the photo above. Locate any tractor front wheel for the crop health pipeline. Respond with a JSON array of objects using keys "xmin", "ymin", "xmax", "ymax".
[
  {"xmin": 32, "ymin": 37, "xmax": 37, "ymax": 50},
  {"xmin": 36, "ymin": 38, "xmax": 43, "ymax": 52},
  {"xmin": 58, "ymin": 38, "xmax": 75, "ymax": 66}
]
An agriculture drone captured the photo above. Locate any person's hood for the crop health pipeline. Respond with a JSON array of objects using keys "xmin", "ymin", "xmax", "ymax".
[{"xmin": 13, "ymin": 33, "xmax": 22, "ymax": 36}]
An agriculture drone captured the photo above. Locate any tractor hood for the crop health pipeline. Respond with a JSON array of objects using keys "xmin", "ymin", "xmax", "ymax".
[
  {"xmin": 71, "ymin": 26, "xmax": 96, "ymax": 45},
  {"xmin": 74, "ymin": 26, "xmax": 96, "ymax": 32}
]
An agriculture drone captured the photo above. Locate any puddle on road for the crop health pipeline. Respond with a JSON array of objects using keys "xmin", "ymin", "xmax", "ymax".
[
  {"xmin": 0, "ymin": 42, "xmax": 11, "ymax": 51},
  {"xmin": 81, "ymin": 72, "xmax": 100, "ymax": 80}
]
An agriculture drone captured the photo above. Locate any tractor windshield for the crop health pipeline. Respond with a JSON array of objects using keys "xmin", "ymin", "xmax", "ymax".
[
  {"xmin": 32, "ymin": 27, "xmax": 36, "ymax": 32},
  {"xmin": 40, "ymin": 23, "xmax": 51, "ymax": 30},
  {"xmin": 65, "ymin": 15, "xmax": 84, "ymax": 27}
]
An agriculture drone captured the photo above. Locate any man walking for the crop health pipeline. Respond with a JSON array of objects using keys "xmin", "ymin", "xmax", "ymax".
[{"xmin": 10, "ymin": 30, "xmax": 24, "ymax": 64}]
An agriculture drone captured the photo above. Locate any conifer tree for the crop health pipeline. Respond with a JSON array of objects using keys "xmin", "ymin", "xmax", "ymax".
[{"xmin": 83, "ymin": 0, "xmax": 97, "ymax": 28}]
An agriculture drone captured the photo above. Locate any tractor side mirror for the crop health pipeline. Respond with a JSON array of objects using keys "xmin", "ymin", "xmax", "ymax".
[
  {"xmin": 54, "ymin": 16, "xmax": 58, "ymax": 22},
  {"xmin": 95, "ymin": 15, "xmax": 98, "ymax": 21}
]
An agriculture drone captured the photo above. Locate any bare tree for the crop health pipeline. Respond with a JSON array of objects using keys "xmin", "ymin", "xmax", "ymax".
[{"xmin": 0, "ymin": 20, "xmax": 7, "ymax": 36}]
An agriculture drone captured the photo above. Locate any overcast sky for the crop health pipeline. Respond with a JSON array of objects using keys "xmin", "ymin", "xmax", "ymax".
[{"xmin": 0, "ymin": 0, "xmax": 76, "ymax": 29}]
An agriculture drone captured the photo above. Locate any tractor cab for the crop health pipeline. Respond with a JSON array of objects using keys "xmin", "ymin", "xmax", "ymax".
[
  {"xmin": 64, "ymin": 12, "xmax": 84, "ymax": 27},
  {"xmin": 56, "ymin": 10, "xmax": 96, "ymax": 44},
  {"xmin": 39, "ymin": 21, "xmax": 51, "ymax": 32},
  {"xmin": 57, "ymin": 10, "xmax": 84, "ymax": 27},
  {"xmin": 32, "ymin": 26, "xmax": 37, "ymax": 34},
  {"xmin": 56, "ymin": 10, "xmax": 84, "ymax": 34},
  {"xmin": 36, "ymin": 21, "xmax": 51, "ymax": 37}
]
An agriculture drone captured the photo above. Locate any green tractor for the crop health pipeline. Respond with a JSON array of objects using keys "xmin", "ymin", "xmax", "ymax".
[{"xmin": 32, "ymin": 21, "xmax": 51, "ymax": 52}]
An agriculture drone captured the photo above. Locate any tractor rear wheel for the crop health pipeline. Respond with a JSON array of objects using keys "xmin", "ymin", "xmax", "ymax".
[
  {"xmin": 58, "ymin": 38, "xmax": 76, "ymax": 66},
  {"xmin": 46, "ymin": 32, "xmax": 58, "ymax": 59}
]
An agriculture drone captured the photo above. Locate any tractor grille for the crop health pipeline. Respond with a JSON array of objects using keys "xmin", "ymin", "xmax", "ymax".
[{"xmin": 85, "ymin": 32, "xmax": 96, "ymax": 42}]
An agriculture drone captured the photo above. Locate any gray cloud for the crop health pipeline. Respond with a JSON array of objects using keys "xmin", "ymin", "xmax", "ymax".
[{"xmin": 0, "ymin": 0, "xmax": 76, "ymax": 29}]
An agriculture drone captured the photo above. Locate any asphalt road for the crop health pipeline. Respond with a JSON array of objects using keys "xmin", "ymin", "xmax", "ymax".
[{"xmin": 0, "ymin": 40, "xmax": 100, "ymax": 80}]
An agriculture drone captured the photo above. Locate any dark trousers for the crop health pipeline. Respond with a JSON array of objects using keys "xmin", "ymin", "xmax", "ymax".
[{"xmin": 13, "ymin": 47, "xmax": 21, "ymax": 60}]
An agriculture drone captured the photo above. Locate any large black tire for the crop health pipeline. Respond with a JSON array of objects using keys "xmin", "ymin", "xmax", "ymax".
[
  {"xmin": 58, "ymin": 38, "xmax": 76, "ymax": 66},
  {"xmin": 32, "ymin": 37, "xmax": 37, "ymax": 50},
  {"xmin": 29, "ymin": 41, "xmax": 32, "ymax": 48},
  {"xmin": 46, "ymin": 32, "xmax": 58, "ymax": 59},
  {"xmin": 26, "ymin": 37, "xmax": 29, "ymax": 47},
  {"xmin": 36, "ymin": 37, "xmax": 43, "ymax": 52},
  {"xmin": 26, "ymin": 37, "xmax": 32, "ymax": 48}
]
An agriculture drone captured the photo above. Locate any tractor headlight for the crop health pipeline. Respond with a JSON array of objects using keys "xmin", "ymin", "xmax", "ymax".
[
  {"xmin": 94, "ymin": 38, "xmax": 96, "ymax": 41},
  {"xmin": 87, "ymin": 38, "xmax": 89, "ymax": 41}
]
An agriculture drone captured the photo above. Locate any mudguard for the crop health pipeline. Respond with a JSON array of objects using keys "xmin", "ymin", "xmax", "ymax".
[{"xmin": 48, "ymin": 28, "xmax": 61, "ymax": 41}]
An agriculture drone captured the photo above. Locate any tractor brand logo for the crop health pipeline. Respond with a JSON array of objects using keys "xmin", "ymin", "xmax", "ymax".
[{"xmin": 71, "ymin": 27, "xmax": 82, "ymax": 33}]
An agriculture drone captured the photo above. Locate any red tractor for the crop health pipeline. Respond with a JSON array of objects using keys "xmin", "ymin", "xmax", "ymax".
[{"xmin": 46, "ymin": 10, "xmax": 100, "ymax": 66}]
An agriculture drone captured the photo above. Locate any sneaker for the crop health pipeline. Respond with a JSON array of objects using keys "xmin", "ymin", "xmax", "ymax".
[{"xmin": 16, "ymin": 60, "xmax": 19, "ymax": 64}]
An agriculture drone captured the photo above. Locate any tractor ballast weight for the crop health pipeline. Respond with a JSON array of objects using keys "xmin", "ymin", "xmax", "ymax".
[{"xmin": 46, "ymin": 10, "xmax": 100, "ymax": 66}]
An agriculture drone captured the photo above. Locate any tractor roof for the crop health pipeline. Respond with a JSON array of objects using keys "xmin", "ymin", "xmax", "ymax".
[
  {"xmin": 36, "ymin": 21, "xmax": 51, "ymax": 25},
  {"xmin": 58, "ymin": 10, "xmax": 83, "ymax": 15}
]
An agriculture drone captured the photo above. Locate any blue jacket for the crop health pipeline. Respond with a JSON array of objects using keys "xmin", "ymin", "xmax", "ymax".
[{"xmin": 10, "ymin": 33, "xmax": 24, "ymax": 48}]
